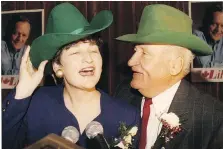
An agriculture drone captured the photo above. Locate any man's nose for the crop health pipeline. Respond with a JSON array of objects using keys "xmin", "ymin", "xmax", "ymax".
[
  {"xmin": 128, "ymin": 52, "xmax": 139, "ymax": 67},
  {"xmin": 217, "ymin": 25, "xmax": 222, "ymax": 33},
  {"xmin": 16, "ymin": 34, "xmax": 22, "ymax": 41},
  {"xmin": 214, "ymin": 25, "xmax": 222, "ymax": 33}
]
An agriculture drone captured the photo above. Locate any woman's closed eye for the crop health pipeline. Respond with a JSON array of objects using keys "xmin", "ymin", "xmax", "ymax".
[
  {"xmin": 69, "ymin": 52, "xmax": 80, "ymax": 55},
  {"xmin": 90, "ymin": 50, "xmax": 99, "ymax": 53}
]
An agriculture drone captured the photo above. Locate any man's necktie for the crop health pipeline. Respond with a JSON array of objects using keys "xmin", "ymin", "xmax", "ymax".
[{"xmin": 139, "ymin": 98, "xmax": 152, "ymax": 149}]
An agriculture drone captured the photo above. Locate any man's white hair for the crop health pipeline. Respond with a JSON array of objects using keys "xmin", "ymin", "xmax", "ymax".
[
  {"xmin": 182, "ymin": 48, "xmax": 195, "ymax": 75},
  {"xmin": 163, "ymin": 45, "xmax": 195, "ymax": 76}
]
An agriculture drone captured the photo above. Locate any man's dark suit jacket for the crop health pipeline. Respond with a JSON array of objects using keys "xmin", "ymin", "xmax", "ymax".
[{"xmin": 114, "ymin": 79, "xmax": 223, "ymax": 149}]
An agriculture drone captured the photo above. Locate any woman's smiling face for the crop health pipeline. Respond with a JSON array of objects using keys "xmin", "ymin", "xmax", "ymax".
[{"xmin": 55, "ymin": 40, "xmax": 102, "ymax": 90}]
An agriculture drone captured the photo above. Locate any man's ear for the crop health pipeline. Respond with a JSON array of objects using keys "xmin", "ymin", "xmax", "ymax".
[{"xmin": 169, "ymin": 56, "xmax": 184, "ymax": 76}]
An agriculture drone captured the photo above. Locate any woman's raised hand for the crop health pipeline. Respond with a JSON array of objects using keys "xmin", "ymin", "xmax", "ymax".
[{"xmin": 15, "ymin": 46, "xmax": 48, "ymax": 99}]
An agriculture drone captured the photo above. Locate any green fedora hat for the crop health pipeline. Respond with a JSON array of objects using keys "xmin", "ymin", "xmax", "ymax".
[
  {"xmin": 30, "ymin": 2, "xmax": 113, "ymax": 73},
  {"xmin": 116, "ymin": 4, "xmax": 212, "ymax": 56}
]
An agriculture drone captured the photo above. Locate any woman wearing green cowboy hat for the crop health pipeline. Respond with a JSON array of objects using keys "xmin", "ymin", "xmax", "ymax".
[{"xmin": 2, "ymin": 3, "xmax": 140, "ymax": 149}]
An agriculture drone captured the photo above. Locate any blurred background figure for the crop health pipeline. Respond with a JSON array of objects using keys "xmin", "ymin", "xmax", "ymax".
[
  {"xmin": 193, "ymin": 3, "xmax": 223, "ymax": 68},
  {"xmin": 2, "ymin": 15, "xmax": 31, "ymax": 75}
]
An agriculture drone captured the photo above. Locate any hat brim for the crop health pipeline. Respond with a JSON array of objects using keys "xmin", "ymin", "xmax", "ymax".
[
  {"xmin": 30, "ymin": 10, "xmax": 113, "ymax": 74},
  {"xmin": 116, "ymin": 31, "xmax": 212, "ymax": 56}
]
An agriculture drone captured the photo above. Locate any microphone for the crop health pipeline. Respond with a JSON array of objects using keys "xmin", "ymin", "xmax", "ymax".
[
  {"xmin": 85, "ymin": 121, "xmax": 110, "ymax": 149},
  {"xmin": 62, "ymin": 126, "xmax": 80, "ymax": 144}
]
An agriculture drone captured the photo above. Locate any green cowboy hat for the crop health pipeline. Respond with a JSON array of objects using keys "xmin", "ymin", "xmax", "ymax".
[
  {"xmin": 30, "ymin": 2, "xmax": 113, "ymax": 73},
  {"xmin": 116, "ymin": 4, "xmax": 212, "ymax": 56}
]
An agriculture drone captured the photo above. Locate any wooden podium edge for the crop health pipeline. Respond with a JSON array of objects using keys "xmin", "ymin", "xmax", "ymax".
[{"xmin": 25, "ymin": 133, "xmax": 84, "ymax": 149}]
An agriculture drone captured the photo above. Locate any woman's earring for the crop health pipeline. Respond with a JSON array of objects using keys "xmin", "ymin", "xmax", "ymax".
[{"xmin": 56, "ymin": 69, "xmax": 63, "ymax": 78}]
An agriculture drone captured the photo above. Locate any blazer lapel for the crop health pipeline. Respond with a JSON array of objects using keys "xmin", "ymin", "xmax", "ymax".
[{"xmin": 153, "ymin": 80, "xmax": 193, "ymax": 149}]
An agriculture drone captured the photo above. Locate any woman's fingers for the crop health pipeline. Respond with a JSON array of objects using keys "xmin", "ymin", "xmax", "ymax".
[
  {"xmin": 38, "ymin": 60, "xmax": 48, "ymax": 74},
  {"xmin": 21, "ymin": 46, "xmax": 31, "ymax": 68},
  {"xmin": 20, "ymin": 46, "xmax": 48, "ymax": 75},
  {"xmin": 23, "ymin": 45, "xmax": 31, "ymax": 60},
  {"xmin": 27, "ymin": 56, "xmax": 35, "ymax": 74}
]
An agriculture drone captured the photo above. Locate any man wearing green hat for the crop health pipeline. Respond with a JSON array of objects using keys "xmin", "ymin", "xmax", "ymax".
[{"xmin": 116, "ymin": 4, "xmax": 223, "ymax": 149}]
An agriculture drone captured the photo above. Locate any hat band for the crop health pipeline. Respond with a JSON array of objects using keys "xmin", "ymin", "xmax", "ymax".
[{"xmin": 71, "ymin": 26, "xmax": 90, "ymax": 34}]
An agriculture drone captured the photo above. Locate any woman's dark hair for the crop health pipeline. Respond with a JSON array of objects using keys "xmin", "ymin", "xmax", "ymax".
[
  {"xmin": 4, "ymin": 14, "xmax": 31, "ymax": 42},
  {"xmin": 52, "ymin": 34, "xmax": 103, "ymax": 65},
  {"xmin": 201, "ymin": 3, "xmax": 223, "ymax": 32},
  {"xmin": 51, "ymin": 33, "xmax": 104, "ymax": 84}
]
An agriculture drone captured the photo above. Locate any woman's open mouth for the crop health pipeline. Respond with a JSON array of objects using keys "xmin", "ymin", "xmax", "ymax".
[{"xmin": 79, "ymin": 67, "xmax": 95, "ymax": 76}]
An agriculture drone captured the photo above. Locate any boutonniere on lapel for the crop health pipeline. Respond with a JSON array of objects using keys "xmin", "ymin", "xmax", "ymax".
[
  {"xmin": 159, "ymin": 112, "xmax": 182, "ymax": 143},
  {"xmin": 110, "ymin": 122, "xmax": 138, "ymax": 149}
]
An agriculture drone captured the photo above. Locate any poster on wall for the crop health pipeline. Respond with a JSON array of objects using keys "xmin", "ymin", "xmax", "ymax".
[
  {"xmin": 189, "ymin": 1, "xmax": 223, "ymax": 82},
  {"xmin": 1, "ymin": 9, "xmax": 44, "ymax": 89}
]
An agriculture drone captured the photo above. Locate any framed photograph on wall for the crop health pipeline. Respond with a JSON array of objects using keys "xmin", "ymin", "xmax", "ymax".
[
  {"xmin": 189, "ymin": 1, "xmax": 223, "ymax": 82},
  {"xmin": 1, "ymin": 9, "xmax": 44, "ymax": 89},
  {"xmin": 2, "ymin": 9, "xmax": 44, "ymax": 46}
]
